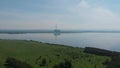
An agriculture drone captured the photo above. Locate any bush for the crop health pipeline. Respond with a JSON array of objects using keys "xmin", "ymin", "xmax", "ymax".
[
  {"xmin": 53, "ymin": 59, "xmax": 72, "ymax": 68},
  {"xmin": 40, "ymin": 58, "xmax": 47, "ymax": 66},
  {"xmin": 4, "ymin": 57, "xmax": 33, "ymax": 68}
]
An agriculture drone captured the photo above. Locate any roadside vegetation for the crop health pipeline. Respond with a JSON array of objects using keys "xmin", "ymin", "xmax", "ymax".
[{"xmin": 0, "ymin": 40, "xmax": 113, "ymax": 68}]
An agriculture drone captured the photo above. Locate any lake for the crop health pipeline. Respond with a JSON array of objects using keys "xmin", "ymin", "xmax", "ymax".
[{"xmin": 0, "ymin": 33, "xmax": 120, "ymax": 51}]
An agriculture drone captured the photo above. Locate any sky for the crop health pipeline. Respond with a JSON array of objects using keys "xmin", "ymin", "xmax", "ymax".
[{"xmin": 1, "ymin": 0, "xmax": 120, "ymax": 30}]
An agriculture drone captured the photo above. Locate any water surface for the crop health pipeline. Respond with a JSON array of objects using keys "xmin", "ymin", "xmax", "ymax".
[{"xmin": 0, "ymin": 33, "xmax": 120, "ymax": 51}]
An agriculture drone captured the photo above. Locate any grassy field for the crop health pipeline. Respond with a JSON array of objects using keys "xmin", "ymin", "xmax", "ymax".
[{"xmin": 0, "ymin": 40, "xmax": 110, "ymax": 68}]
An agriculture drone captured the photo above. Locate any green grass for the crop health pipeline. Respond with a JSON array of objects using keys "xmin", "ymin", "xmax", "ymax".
[{"xmin": 0, "ymin": 40, "xmax": 110, "ymax": 68}]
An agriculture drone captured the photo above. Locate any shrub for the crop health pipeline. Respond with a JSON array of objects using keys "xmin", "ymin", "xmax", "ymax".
[
  {"xmin": 4, "ymin": 57, "xmax": 33, "ymax": 68},
  {"xmin": 40, "ymin": 58, "xmax": 47, "ymax": 66},
  {"xmin": 53, "ymin": 59, "xmax": 72, "ymax": 68}
]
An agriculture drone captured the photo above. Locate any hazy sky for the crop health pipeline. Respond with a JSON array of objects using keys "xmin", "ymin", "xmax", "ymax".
[{"xmin": 1, "ymin": 0, "xmax": 120, "ymax": 30}]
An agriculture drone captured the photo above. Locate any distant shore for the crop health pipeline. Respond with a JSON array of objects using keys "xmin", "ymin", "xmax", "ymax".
[{"xmin": 1, "ymin": 30, "xmax": 120, "ymax": 34}]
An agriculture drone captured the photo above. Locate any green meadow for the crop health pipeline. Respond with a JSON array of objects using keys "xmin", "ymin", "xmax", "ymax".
[{"xmin": 0, "ymin": 40, "xmax": 110, "ymax": 68}]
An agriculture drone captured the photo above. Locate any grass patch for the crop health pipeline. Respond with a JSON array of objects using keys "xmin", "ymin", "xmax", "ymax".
[{"xmin": 0, "ymin": 40, "xmax": 110, "ymax": 68}]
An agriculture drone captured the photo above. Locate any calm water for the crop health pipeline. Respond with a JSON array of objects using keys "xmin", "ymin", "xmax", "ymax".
[{"xmin": 0, "ymin": 33, "xmax": 120, "ymax": 51}]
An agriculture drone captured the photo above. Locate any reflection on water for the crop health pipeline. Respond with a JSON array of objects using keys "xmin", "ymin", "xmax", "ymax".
[
  {"xmin": 54, "ymin": 31, "xmax": 61, "ymax": 41},
  {"xmin": 0, "ymin": 33, "xmax": 120, "ymax": 51}
]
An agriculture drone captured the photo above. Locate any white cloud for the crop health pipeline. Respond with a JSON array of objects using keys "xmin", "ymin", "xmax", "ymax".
[
  {"xmin": 0, "ymin": 0, "xmax": 120, "ymax": 30},
  {"xmin": 77, "ymin": 0, "xmax": 90, "ymax": 8},
  {"xmin": 93, "ymin": 7, "xmax": 114, "ymax": 17},
  {"xmin": 67, "ymin": 0, "xmax": 120, "ymax": 30},
  {"xmin": 0, "ymin": 9, "xmax": 63, "ymax": 30}
]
